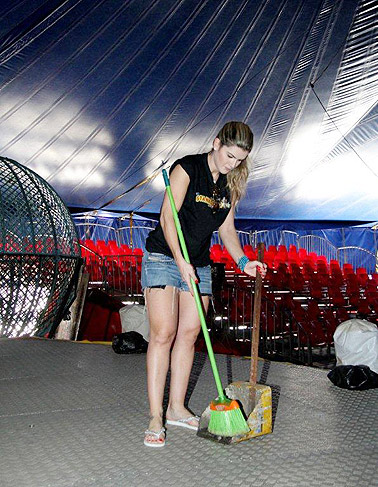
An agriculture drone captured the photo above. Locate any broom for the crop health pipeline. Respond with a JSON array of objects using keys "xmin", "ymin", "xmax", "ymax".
[{"xmin": 162, "ymin": 169, "xmax": 249, "ymax": 437}]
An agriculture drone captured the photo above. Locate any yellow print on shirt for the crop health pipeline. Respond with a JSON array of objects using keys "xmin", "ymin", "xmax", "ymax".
[{"xmin": 195, "ymin": 193, "xmax": 231, "ymax": 210}]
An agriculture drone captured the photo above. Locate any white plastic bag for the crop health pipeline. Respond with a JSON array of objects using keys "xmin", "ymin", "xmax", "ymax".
[
  {"xmin": 334, "ymin": 319, "xmax": 378, "ymax": 374},
  {"xmin": 119, "ymin": 304, "xmax": 150, "ymax": 342}
]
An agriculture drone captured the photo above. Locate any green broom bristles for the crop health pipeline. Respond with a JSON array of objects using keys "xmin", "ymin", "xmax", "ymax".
[{"xmin": 208, "ymin": 398, "xmax": 250, "ymax": 437}]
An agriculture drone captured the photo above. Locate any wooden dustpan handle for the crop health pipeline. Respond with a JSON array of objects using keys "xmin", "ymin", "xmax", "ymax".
[{"xmin": 250, "ymin": 242, "xmax": 264, "ymax": 393}]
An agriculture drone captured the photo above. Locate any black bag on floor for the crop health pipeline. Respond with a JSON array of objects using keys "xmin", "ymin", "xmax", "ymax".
[
  {"xmin": 327, "ymin": 365, "xmax": 378, "ymax": 390},
  {"xmin": 112, "ymin": 331, "xmax": 148, "ymax": 354}
]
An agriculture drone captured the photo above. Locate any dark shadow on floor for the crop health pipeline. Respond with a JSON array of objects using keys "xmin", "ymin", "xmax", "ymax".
[
  {"xmin": 163, "ymin": 352, "xmax": 208, "ymax": 411},
  {"xmin": 258, "ymin": 359, "xmax": 281, "ymax": 431}
]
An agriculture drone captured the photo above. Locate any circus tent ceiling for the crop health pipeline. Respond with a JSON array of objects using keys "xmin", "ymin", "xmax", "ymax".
[{"xmin": 0, "ymin": 0, "xmax": 377, "ymax": 223}]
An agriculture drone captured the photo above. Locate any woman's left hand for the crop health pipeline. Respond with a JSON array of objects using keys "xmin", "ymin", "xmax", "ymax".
[{"xmin": 243, "ymin": 260, "xmax": 267, "ymax": 278}]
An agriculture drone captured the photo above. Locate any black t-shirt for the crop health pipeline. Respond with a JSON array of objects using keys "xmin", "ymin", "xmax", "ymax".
[{"xmin": 145, "ymin": 153, "xmax": 232, "ymax": 266}]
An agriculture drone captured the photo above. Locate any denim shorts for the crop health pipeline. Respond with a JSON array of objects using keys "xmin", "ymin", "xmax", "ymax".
[{"xmin": 141, "ymin": 251, "xmax": 212, "ymax": 295}]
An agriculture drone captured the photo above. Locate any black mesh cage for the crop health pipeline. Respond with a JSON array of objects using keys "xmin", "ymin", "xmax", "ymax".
[{"xmin": 0, "ymin": 157, "xmax": 82, "ymax": 338}]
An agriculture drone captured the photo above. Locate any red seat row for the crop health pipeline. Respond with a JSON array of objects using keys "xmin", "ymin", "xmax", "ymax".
[
  {"xmin": 79, "ymin": 239, "xmax": 144, "ymax": 291},
  {"xmin": 80, "ymin": 239, "xmax": 141, "ymax": 257}
]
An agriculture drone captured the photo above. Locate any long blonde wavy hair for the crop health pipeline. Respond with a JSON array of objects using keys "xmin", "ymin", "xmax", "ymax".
[{"xmin": 216, "ymin": 121, "xmax": 253, "ymax": 204}]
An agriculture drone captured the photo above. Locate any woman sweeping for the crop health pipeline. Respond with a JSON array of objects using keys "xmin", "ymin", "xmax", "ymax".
[{"xmin": 141, "ymin": 121, "xmax": 267, "ymax": 447}]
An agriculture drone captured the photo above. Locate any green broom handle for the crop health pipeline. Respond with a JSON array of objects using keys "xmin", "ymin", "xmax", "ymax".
[{"xmin": 162, "ymin": 169, "xmax": 225, "ymax": 401}]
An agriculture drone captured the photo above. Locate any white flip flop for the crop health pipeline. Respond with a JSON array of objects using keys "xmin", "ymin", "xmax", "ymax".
[
  {"xmin": 166, "ymin": 416, "xmax": 200, "ymax": 431},
  {"xmin": 144, "ymin": 428, "xmax": 166, "ymax": 447}
]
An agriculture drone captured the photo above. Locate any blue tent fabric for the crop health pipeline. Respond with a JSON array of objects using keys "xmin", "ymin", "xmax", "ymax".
[{"xmin": 0, "ymin": 0, "xmax": 377, "ymax": 222}]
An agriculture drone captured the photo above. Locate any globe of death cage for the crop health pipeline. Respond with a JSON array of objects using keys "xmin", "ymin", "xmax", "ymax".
[{"xmin": 0, "ymin": 157, "xmax": 82, "ymax": 338}]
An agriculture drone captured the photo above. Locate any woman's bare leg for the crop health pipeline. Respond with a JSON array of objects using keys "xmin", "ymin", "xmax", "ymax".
[
  {"xmin": 145, "ymin": 287, "xmax": 178, "ymax": 443},
  {"xmin": 166, "ymin": 291, "xmax": 209, "ymax": 423}
]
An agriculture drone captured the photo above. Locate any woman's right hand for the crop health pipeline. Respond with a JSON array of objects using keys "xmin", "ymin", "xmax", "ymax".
[{"xmin": 177, "ymin": 257, "xmax": 198, "ymax": 295}]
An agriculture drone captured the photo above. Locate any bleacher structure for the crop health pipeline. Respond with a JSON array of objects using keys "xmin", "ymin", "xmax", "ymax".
[{"xmin": 79, "ymin": 236, "xmax": 378, "ymax": 367}]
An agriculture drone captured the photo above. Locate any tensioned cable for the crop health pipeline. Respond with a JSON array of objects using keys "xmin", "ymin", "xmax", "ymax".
[
  {"xmin": 256, "ymin": 0, "xmax": 343, "ymax": 202},
  {"xmin": 0, "ymin": 0, "xmax": 76, "ymax": 66},
  {"xmin": 198, "ymin": 0, "xmax": 288, "ymax": 153},
  {"xmin": 87, "ymin": 0, "xmax": 299, "ymax": 208},
  {"xmin": 252, "ymin": 88, "xmax": 378, "ymax": 214},
  {"xmin": 250, "ymin": 0, "xmax": 323, "ymax": 168},
  {"xmin": 40, "ymin": 0, "xmax": 203, "ymax": 180},
  {"xmin": 78, "ymin": 0, "xmax": 233, "ymax": 204},
  {"xmin": 161, "ymin": 0, "xmax": 273, "ymax": 169},
  {"xmin": 0, "ymin": 1, "xmax": 151, "ymax": 155},
  {"xmin": 243, "ymin": 0, "xmax": 305, "ymax": 124},
  {"xmin": 253, "ymin": 0, "xmax": 378, "ymax": 212},
  {"xmin": 0, "ymin": 0, "xmax": 109, "ymax": 93},
  {"xmin": 125, "ymin": 0, "xmax": 262, "ymax": 204},
  {"xmin": 0, "ymin": 0, "xmax": 30, "ymax": 20},
  {"xmin": 311, "ymin": 84, "xmax": 378, "ymax": 178},
  {"xmin": 0, "ymin": 0, "xmax": 135, "ymax": 127},
  {"xmin": 91, "ymin": 1, "xmax": 334, "ymax": 211}
]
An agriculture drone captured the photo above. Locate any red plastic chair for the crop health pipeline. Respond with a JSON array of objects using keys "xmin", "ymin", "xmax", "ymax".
[
  {"xmin": 221, "ymin": 247, "xmax": 235, "ymax": 270},
  {"xmin": 347, "ymin": 289, "xmax": 360, "ymax": 307},
  {"xmin": 120, "ymin": 244, "xmax": 132, "ymax": 254},
  {"xmin": 96, "ymin": 240, "xmax": 110, "ymax": 256},
  {"xmin": 328, "ymin": 284, "xmax": 346, "ymax": 307},
  {"xmin": 303, "ymin": 256, "xmax": 316, "ymax": 271},
  {"xmin": 336, "ymin": 307, "xmax": 349, "ymax": 323},
  {"xmin": 263, "ymin": 251, "xmax": 275, "ymax": 269},
  {"xmin": 131, "ymin": 248, "xmax": 143, "ymax": 270},
  {"xmin": 307, "ymin": 300, "xmax": 321, "ymax": 320},
  {"xmin": 346, "ymin": 274, "xmax": 359, "ymax": 293},
  {"xmin": 243, "ymin": 244, "xmax": 257, "ymax": 260},
  {"xmin": 277, "ymin": 245, "xmax": 288, "ymax": 263},
  {"xmin": 330, "ymin": 260, "xmax": 341, "ymax": 272},
  {"xmin": 108, "ymin": 240, "xmax": 121, "ymax": 255},
  {"xmin": 298, "ymin": 248, "xmax": 307, "ymax": 262},
  {"xmin": 210, "ymin": 244, "xmax": 223, "ymax": 263},
  {"xmin": 323, "ymin": 308, "xmax": 338, "ymax": 342},
  {"xmin": 356, "ymin": 267, "xmax": 367, "ymax": 275},
  {"xmin": 357, "ymin": 273, "xmax": 369, "ymax": 287},
  {"xmin": 268, "ymin": 245, "xmax": 277, "ymax": 255},
  {"xmin": 330, "ymin": 269, "xmax": 344, "ymax": 286},
  {"xmin": 309, "ymin": 280, "xmax": 322, "ymax": 300},
  {"xmin": 357, "ymin": 299, "xmax": 370, "ymax": 315},
  {"xmin": 343, "ymin": 263, "xmax": 354, "ymax": 276},
  {"xmin": 308, "ymin": 252, "xmax": 318, "ymax": 263}
]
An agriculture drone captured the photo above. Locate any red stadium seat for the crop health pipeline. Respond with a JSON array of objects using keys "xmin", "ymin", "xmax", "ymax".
[
  {"xmin": 96, "ymin": 240, "xmax": 110, "ymax": 256},
  {"xmin": 243, "ymin": 244, "xmax": 257, "ymax": 260},
  {"xmin": 120, "ymin": 244, "xmax": 132, "ymax": 254},
  {"xmin": 108, "ymin": 240, "xmax": 121, "ymax": 254},
  {"xmin": 343, "ymin": 263, "xmax": 354, "ymax": 276},
  {"xmin": 357, "ymin": 273, "xmax": 369, "ymax": 287},
  {"xmin": 336, "ymin": 307, "xmax": 349, "ymax": 323},
  {"xmin": 307, "ymin": 300, "xmax": 321, "ymax": 320},
  {"xmin": 268, "ymin": 245, "xmax": 277, "ymax": 255},
  {"xmin": 298, "ymin": 248, "xmax": 307, "ymax": 262},
  {"xmin": 356, "ymin": 267, "xmax": 367, "ymax": 275},
  {"xmin": 357, "ymin": 299, "xmax": 370, "ymax": 315}
]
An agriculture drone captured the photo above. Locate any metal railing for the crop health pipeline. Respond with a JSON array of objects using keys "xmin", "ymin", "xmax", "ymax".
[
  {"xmin": 279, "ymin": 231, "xmax": 300, "ymax": 249},
  {"xmin": 117, "ymin": 225, "xmax": 157, "ymax": 250},
  {"xmin": 299, "ymin": 235, "xmax": 338, "ymax": 262},
  {"xmin": 337, "ymin": 246, "xmax": 377, "ymax": 273},
  {"xmin": 211, "ymin": 230, "xmax": 252, "ymax": 247},
  {"xmin": 75, "ymin": 222, "xmax": 119, "ymax": 245}
]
